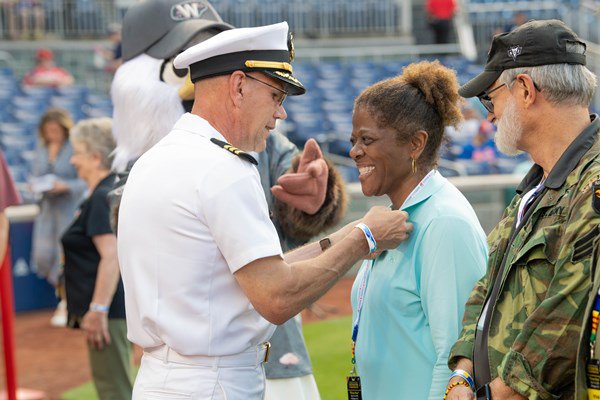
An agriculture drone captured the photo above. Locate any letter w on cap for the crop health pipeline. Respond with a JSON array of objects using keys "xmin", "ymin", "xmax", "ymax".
[{"xmin": 171, "ymin": 1, "xmax": 207, "ymax": 20}]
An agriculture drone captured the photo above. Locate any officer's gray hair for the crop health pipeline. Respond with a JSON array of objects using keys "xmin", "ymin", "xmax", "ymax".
[
  {"xmin": 70, "ymin": 117, "xmax": 116, "ymax": 170},
  {"xmin": 499, "ymin": 42, "xmax": 597, "ymax": 107}
]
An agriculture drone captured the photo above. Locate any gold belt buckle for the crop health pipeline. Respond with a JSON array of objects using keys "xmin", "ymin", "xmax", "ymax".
[{"xmin": 263, "ymin": 342, "xmax": 271, "ymax": 363}]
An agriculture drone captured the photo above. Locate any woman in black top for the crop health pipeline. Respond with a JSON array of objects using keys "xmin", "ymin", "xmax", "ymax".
[{"xmin": 61, "ymin": 117, "xmax": 132, "ymax": 400}]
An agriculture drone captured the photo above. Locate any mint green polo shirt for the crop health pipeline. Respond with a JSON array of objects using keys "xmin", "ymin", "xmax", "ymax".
[{"xmin": 351, "ymin": 172, "xmax": 488, "ymax": 399}]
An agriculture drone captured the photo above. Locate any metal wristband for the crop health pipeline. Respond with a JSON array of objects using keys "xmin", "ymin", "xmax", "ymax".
[
  {"xmin": 355, "ymin": 223, "xmax": 377, "ymax": 253},
  {"xmin": 451, "ymin": 369, "xmax": 475, "ymax": 391},
  {"xmin": 89, "ymin": 303, "xmax": 109, "ymax": 313}
]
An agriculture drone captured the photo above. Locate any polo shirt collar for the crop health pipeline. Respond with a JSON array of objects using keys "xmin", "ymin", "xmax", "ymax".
[
  {"xmin": 401, "ymin": 170, "xmax": 445, "ymax": 210},
  {"xmin": 516, "ymin": 114, "xmax": 599, "ymax": 194},
  {"xmin": 173, "ymin": 113, "xmax": 228, "ymax": 143}
]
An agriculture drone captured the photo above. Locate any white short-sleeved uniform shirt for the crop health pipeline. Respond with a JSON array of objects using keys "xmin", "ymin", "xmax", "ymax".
[{"xmin": 117, "ymin": 113, "xmax": 282, "ymax": 357}]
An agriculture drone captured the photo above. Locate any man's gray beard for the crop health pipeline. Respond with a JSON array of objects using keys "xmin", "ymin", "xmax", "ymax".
[{"xmin": 494, "ymin": 98, "xmax": 524, "ymax": 156}]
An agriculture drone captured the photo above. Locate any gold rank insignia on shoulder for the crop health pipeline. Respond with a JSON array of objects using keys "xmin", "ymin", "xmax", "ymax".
[{"xmin": 210, "ymin": 138, "xmax": 258, "ymax": 165}]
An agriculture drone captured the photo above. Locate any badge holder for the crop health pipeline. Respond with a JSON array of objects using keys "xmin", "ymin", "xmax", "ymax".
[
  {"xmin": 346, "ymin": 366, "xmax": 362, "ymax": 400},
  {"xmin": 346, "ymin": 338, "xmax": 362, "ymax": 400}
]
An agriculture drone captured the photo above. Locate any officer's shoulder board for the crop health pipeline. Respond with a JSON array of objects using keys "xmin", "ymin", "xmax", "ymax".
[{"xmin": 210, "ymin": 138, "xmax": 258, "ymax": 165}]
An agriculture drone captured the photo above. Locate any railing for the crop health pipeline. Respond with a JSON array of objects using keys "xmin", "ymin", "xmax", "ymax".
[{"xmin": 0, "ymin": 0, "xmax": 411, "ymax": 40}]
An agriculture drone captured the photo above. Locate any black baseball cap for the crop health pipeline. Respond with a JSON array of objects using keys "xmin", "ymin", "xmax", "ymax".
[
  {"xmin": 460, "ymin": 19, "xmax": 586, "ymax": 98},
  {"xmin": 122, "ymin": 0, "xmax": 233, "ymax": 61}
]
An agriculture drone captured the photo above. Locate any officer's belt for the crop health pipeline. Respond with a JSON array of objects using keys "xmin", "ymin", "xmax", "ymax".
[{"xmin": 144, "ymin": 342, "xmax": 271, "ymax": 367}]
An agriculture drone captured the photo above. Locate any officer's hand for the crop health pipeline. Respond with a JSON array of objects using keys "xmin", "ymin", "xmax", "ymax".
[
  {"xmin": 81, "ymin": 310, "xmax": 111, "ymax": 351},
  {"xmin": 446, "ymin": 384, "xmax": 475, "ymax": 400},
  {"xmin": 361, "ymin": 206, "xmax": 412, "ymax": 251},
  {"xmin": 271, "ymin": 139, "xmax": 328, "ymax": 215}
]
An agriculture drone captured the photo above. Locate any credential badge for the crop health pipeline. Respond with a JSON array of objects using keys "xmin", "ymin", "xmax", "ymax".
[{"xmin": 508, "ymin": 45, "xmax": 522, "ymax": 62}]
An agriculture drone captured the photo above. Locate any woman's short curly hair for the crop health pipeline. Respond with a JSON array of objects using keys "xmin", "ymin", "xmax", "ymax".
[{"xmin": 354, "ymin": 60, "xmax": 462, "ymax": 169}]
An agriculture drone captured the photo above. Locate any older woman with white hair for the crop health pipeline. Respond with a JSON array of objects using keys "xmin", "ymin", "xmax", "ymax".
[{"xmin": 61, "ymin": 117, "xmax": 132, "ymax": 400}]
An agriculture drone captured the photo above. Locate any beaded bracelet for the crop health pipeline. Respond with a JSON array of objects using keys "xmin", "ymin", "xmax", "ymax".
[
  {"xmin": 450, "ymin": 369, "xmax": 475, "ymax": 391},
  {"xmin": 443, "ymin": 380, "xmax": 471, "ymax": 400}
]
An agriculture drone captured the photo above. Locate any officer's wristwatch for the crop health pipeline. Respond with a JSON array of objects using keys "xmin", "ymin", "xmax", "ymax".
[{"xmin": 319, "ymin": 237, "xmax": 332, "ymax": 252}]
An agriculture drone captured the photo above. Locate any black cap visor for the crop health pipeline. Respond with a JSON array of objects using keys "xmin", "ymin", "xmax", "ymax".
[
  {"xmin": 459, "ymin": 69, "xmax": 503, "ymax": 98},
  {"xmin": 263, "ymin": 70, "xmax": 306, "ymax": 96}
]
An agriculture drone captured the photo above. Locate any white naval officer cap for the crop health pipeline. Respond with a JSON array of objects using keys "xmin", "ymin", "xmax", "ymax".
[{"xmin": 173, "ymin": 22, "xmax": 306, "ymax": 96}]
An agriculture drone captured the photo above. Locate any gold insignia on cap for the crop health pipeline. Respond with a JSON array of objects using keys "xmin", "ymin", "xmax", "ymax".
[
  {"xmin": 288, "ymin": 32, "xmax": 295, "ymax": 62},
  {"xmin": 245, "ymin": 60, "xmax": 293, "ymax": 73},
  {"xmin": 274, "ymin": 70, "xmax": 300, "ymax": 85}
]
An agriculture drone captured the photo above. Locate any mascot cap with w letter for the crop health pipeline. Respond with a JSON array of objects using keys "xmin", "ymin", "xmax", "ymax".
[{"xmin": 122, "ymin": 0, "xmax": 233, "ymax": 61}]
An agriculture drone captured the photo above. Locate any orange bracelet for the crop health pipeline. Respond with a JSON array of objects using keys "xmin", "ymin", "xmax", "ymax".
[{"xmin": 443, "ymin": 380, "xmax": 471, "ymax": 399}]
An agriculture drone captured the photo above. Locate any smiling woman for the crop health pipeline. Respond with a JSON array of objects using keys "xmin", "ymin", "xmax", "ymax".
[{"xmin": 348, "ymin": 61, "xmax": 489, "ymax": 400}]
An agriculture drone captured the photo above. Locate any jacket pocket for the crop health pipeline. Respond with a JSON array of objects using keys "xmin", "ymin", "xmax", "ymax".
[{"xmin": 514, "ymin": 231, "xmax": 557, "ymax": 318}]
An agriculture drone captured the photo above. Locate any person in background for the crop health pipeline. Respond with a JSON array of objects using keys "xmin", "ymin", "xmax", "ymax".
[
  {"xmin": 426, "ymin": 0, "xmax": 456, "ymax": 44},
  {"xmin": 348, "ymin": 60, "xmax": 488, "ymax": 399},
  {"xmin": 62, "ymin": 118, "xmax": 132, "ymax": 400},
  {"xmin": 0, "ymin": 0, "xmax": 18, "ymax": 39},
  {"xmin": 17, "ymin": 0, "xmax": 43, "ymax": 39},
  {"xmin": 95, "ymin": 23, "xmax": 122, "ymax": 75},
  {"xmin": 0, "ymin": 150, "xmax": 21, "ymax": 265},
  {"xmin": 23, "ymin": 48, "xmax": 74, "ymax": 87},
  {"xmin": 457, "ymin": 120, "xmax": 499, "ymax": 174},
  {"xmin": 31, "ymin": 108, "xmax": 86, "ymax": 327}
]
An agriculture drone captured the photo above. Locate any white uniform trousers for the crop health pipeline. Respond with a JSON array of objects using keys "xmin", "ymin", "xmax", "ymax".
[{"xmin": 134, "ymin": 345, "xmax": 268, "ymax": 400}]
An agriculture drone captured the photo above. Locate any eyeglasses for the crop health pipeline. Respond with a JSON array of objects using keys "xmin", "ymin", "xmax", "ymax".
[
  {"xmin": 244, "ymin": 73, "xmax": 287, "ymax": 106},
  {"xmin": 478, "ymin": 83, "xmax": 508, "ymax": 114},
  {"xmin": 478, "ymin": 77, "xmax": 541, "ymax": 114}
]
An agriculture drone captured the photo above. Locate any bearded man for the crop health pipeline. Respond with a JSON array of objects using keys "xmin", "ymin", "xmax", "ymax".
[
  {"xmin": 110, "ymin": 2, "xmax": 346, "ymax": 399},
  {"xmin": 442, "ymin": 19, "xmax": 600, "ymax": 400}
]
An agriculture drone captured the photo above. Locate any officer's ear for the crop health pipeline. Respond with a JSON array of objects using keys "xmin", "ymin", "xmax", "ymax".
[{"xmin": 229, "ymin": 71, "xmax": 246, "ymax": 108}]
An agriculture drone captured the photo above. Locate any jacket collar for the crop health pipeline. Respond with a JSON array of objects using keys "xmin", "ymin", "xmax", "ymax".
[{"xmin": 517, "ymin": 114, "xmax": 600, "ymax": 194}]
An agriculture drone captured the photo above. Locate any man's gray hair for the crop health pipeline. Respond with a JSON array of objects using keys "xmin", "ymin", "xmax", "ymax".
[
  {"xmin": 70, "ymin": 117, "xmax": 116, "ymax": 170},
  {"xmin": 499, "ymin": 42, "xmax": 597, "ymax": 107}
]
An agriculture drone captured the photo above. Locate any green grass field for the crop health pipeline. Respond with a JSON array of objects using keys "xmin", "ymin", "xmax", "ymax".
[{"xmin": 61, "ymin": 316, "xmax": 352, "ymax": 400}]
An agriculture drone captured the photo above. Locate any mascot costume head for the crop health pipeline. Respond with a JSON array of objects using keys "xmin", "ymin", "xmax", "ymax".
[{"xmin": 111, "ymin": 0, "xmax": 232, "ymax": 172}]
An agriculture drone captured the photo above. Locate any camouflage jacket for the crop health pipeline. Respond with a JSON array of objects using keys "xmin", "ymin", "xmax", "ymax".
[{"xmin": 449, "ymin": 115, "xmax": 600, "ymax": 399}]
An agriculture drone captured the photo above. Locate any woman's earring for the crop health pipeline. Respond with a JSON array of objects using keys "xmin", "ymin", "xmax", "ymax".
[{"xmin": 411, "ymin": 158, "xmax": 417, "ymax": 174}]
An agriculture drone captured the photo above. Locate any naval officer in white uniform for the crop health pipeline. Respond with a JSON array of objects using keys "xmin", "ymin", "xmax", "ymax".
[{"xmin": 117, "ymin": 22, "xmax": 412, "ymax": 400}]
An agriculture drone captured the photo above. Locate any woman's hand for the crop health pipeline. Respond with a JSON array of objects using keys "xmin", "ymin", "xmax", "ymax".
[
  {"xmin": 81, "ymin": 310, "xmax": 111, "ymax": 350},
  {"xmin": 47, "ymin": 180, "xmax": 69, "ymax": 195}
]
